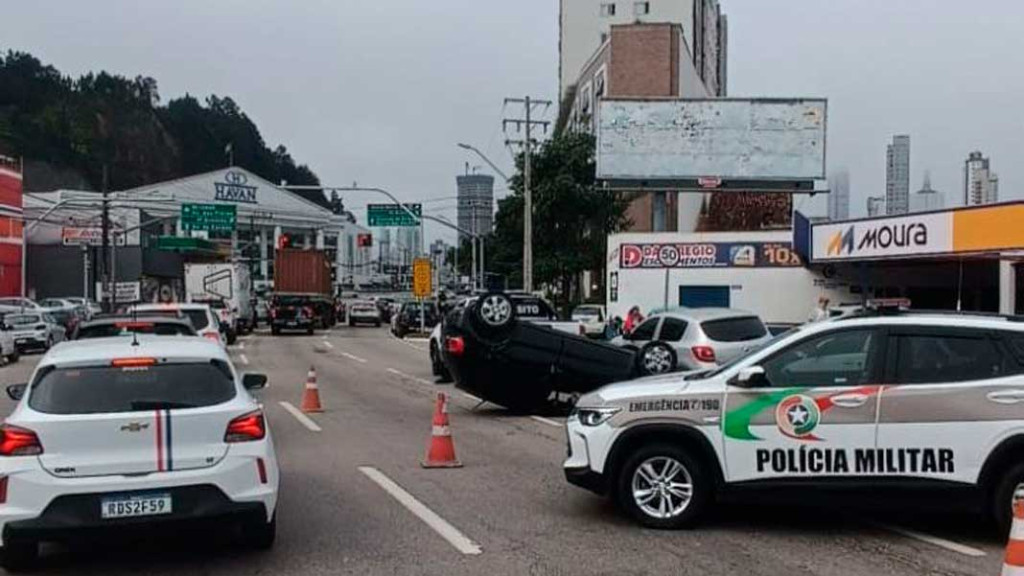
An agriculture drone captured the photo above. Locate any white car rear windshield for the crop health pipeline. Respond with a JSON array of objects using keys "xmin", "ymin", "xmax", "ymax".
[
  {"xmin": 701, "ymin": 316, "xmax": 767, "ymax": 342},
  {"xmin": 29, "ymin": 361, "xmax": 235, "ymax": 414},
  {"xmin": 7, "ymin": 314, "xmax": 40, "ymax": 326},
  {"xmin": 182, "ymin": 310, "xmax": 210, "ymax": 330}
]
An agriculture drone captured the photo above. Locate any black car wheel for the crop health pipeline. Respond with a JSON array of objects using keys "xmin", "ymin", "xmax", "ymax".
[
  {"xmin": 615, "ymin": 443, "xmax": 710, "ymax": 529},
  {"xmin": 0, "ymin": 538, "xmax": 39, "ymax": 571},
  {"xmin": 638, "ymin": 342, "xmax": 676, "ymax": 375},
  {"xmin": 473, "ymin": 293, "xmax": 516, "ymax": 335},
  {"xmin": 241, "ymin": 515, "xmax": 277, "ymax": 550}
]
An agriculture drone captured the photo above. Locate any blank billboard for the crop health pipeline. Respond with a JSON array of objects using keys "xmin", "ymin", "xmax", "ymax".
[{"xmin": 596, "ymin": 98, "xmax": 827, "ymax": 184}]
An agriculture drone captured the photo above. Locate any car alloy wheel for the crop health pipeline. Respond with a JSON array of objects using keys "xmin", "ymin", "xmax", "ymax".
[
  {"xmin": 631, "ymin": 456, "xmax": 694, "ymax": 520},
  {"xmin": 642, "ymin": 344, "xmax": 674, "ymax": 374},
  {"xmin": 478, "ymin": 294, "xmax": 512, "ymax": 327}
]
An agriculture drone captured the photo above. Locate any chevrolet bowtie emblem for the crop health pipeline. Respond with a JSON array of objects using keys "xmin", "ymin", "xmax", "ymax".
[{"xmin": 120, "ymin": 422, "xmax": 150, "ymax": 433}]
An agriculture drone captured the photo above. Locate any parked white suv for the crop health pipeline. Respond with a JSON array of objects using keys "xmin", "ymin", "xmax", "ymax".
[
  {"xmin": 0, "ymin": 336, "xmax": 278, "ymax": 569},
  {"xmin": 566, "ymin": 309, "xmax": 1024, "ymax": 532}
]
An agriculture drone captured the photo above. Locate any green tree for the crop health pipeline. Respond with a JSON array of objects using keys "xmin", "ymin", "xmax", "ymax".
[{"xmin": 490, "ymin": 131, "xmax": 629, "ymax": 314}]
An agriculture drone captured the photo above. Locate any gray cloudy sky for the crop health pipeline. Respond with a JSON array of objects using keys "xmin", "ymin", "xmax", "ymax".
[{"xmin": 6, "ymin": 0, "xmax": 1024, "ymax": 240}]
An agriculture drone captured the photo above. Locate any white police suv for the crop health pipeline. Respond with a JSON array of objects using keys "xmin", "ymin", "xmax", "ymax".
[
  {"xmin": 0, "ymin": 336, "xmax": 278, "ymax": 569},
  {"xmin": 565, "ymin": 306, "xmax": 1024, "ymax": 531}
]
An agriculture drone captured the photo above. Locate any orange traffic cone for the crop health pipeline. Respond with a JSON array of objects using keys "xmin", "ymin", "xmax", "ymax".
[
  {"xmin": 300, "ymin": 366, "xmax": 323, "ymax": 413},
  {"xmin": 422, "ymin": 392, "xmax": 462, "ymax": 468},
  {"xmin": 1003, "ymin": 501, "xmax": 1024, "ymax": 575}
]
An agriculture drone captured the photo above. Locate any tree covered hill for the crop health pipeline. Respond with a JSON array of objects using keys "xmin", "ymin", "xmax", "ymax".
[{"xmin": 0, "ymin": 50, "xmax": 319, "ymax": 191}]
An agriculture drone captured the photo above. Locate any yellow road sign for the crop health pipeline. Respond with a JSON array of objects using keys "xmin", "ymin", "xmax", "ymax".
[{"xmin": 413, "ymin": 258, "xmax": 432, "ymax": 298}]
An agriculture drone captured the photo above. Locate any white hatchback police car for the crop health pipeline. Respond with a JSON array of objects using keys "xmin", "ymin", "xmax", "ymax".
[
  {"xmin": 0, "ymin": 336, "xmax": 278, "ymax": 569},
  {"xmin": 565, "ymin": 307, "xmax": 1024, "ymax": 531}
]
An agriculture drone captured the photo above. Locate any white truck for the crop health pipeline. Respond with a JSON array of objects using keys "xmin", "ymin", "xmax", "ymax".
[{"xmin": 184, "ymin": 263, "xmax": 255, "ymax": 338}]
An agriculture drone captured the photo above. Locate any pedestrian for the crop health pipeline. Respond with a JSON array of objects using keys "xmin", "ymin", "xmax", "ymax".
[
  {"xmin": 808, "ymin": 296, "xmax": 830, "ymax": 323},
  {"xmin": 624, "ymin": 306, "xmax": 645, "ymax": 334}
]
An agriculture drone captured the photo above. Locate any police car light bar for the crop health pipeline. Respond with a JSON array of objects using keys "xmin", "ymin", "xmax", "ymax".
[{"xmin": 865, "ymin": 298, "xmax": 912, "ymax": 311}]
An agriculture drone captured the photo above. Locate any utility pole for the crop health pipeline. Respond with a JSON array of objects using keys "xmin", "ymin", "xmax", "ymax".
[
  {"xmin": 100, "ymin": 164, "xmax": 110, "ymax": 311},
  {"xmin": 504, "ymin": 96, "xmax": 551, "ymax": 293}
]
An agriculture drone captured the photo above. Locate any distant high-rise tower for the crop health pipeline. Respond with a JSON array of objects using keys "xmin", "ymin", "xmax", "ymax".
[
  {"xmin": 964, "ymin": 151, "xmax": 998, "ymax": 206},
  {"xmin": 867, "ymin": 196, "xmax": 885, "ymax": 218},
  {"xmin": 827, "ymin": 169, "xmax": 850, "ymax": 221},
  {"xmin": 885, "ymin": 135, "xmax": 910, "ymax": 215},
  {"xmin": 456, "ymin": 174, "xmax": 494, "ymax": 240},
  {"xmin": 910, "ymin": 172, "xmax": 944, "ymax": 213}
]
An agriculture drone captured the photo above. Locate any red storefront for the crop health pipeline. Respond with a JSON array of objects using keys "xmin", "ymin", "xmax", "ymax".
[{"xmin": 0, "ymin": 157, "xmax": 23, "ymax": 296}]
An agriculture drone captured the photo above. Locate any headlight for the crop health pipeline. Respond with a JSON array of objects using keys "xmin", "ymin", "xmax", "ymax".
[{"xmin": 570, "ymin": 407, "xmax": 621, "ymax": 427}]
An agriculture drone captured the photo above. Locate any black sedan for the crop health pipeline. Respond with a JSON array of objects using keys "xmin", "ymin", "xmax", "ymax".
[
  {"xmin": 440, "ymin": 292, "xmax": 638, "ymax": 412},
  {"xmin": 392, "ymin": 301, "xmax": 439, "ymax": 338}
]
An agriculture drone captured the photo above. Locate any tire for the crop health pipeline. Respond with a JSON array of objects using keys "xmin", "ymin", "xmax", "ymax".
[
  {"xmin": 430, "ymin": 343, "xmax": 442, "ymax": 376},
  {"xmin": 240, "ymin": 514, "xmax": 276, "ymax": 550},
  {"xmin": 638, "ymin": 341, "xmax": 677, "ymax": 375},
  {"xmin": 472, "ymin": 293, "xmax": 516, "ymax": 336},
  {"xmin": 227, "ymin": 331, "xmax": 238, "ymax": 346},
  {"xmin": 348, "ymin": 320, "xmax": 355, "ymax": 327},
  {"xmin": 615, "ymin": 443, "xmax": 711, "ymax": 529},
  {"xmin": 991, "ymin": 461, "xmax": 1024, "ymax": 534},
  {"xmin": 0, "ymin": 538, "xmax": 39, "ymax": 572}
]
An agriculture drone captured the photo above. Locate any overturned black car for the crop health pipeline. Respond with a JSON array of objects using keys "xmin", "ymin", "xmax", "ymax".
[{"xmin": 440, "ymin": 292, "xmax": 639, "ymax": 411}]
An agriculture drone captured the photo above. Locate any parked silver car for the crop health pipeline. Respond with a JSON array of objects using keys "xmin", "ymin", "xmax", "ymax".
[
  {"xmin": 612, "ymin": 308, "xmax": 772, "ymax": 374},
  {"xmin": 4, "ymin": 311, "xmax": 67, "ymax": 352}
]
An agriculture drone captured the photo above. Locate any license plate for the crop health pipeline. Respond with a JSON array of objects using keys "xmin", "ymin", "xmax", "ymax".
[
  {"xmin": 15, "ymin": 339, "xmax": 26, "ymax": 345},
  {"xmin": 101, "ymin": 492, "xmax": 172, "ymax": 519},
  {"xmin": 287, "ymin": 321, "xmax": 297, "ymax": 327}
]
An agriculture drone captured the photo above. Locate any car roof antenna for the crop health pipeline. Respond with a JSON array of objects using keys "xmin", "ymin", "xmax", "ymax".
[{"xmin": 130, "ymin": 305, "xmax": 140, "ymax": 347}]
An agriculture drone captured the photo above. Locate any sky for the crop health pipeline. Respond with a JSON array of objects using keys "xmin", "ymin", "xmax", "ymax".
[{"xmin": 5, "ymin": 0, "xmax": 1024, "ymax": 241}]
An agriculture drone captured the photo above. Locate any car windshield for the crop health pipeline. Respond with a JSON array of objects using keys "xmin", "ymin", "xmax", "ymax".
[
  {"xmin": 6, "ymin": 314, "xmax": 40, "ymax": 326},
  {"xmin": 700, "ymin": 316, "xmax": 768, "ymax": 342},
  {"xmin": 690, "ymin": 324, "xmax": 808, "ymax": 380},
  {"xmin": 29, "ymin": 361, "xmax": 236, "ymax": 414},
  {"xmin": 182, "ymin": 309, "xmax": 210, "ymax": 330},
  {"xmin": 77, "ymin": 322, "xmax": 195, "ymax": 339}
]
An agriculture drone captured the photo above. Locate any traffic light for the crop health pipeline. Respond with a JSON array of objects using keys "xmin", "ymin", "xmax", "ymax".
[
  {"xmin": 277, "ymin": 234, "xmax": 290, "ymax": 250},
  {"xmin": 357, "ymin": 233, "xmax": 373, "ymax": 247}
]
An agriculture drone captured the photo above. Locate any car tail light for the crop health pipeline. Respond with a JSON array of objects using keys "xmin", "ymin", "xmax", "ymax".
[
  {"xmin": 256, "ymin": 458, "xmax": 268, "ymax": 484},
  {"xmin": 692, "ymin": 345, "xmax": 716, "ymax": 363},
  {"xmin": 111, "ymin": 357, "xmax": 157, "ymax": 367},
  {"xmin": 0, "ymin": 424, "xmax": 43, "ymax": 456},
  {"xmin": 0, "ymin": 476, "xmax": 7, "ymax": 504},
  {"xmin": 445, "ymin": 336, "xmax": 465, "ymax": 356},
  {"xmin": 203, "ymin": 332, "xmax": 221, "ymax": 343},
  {"xmin": 225, "ymin": 410, "xmax": 266, "ymax": 443}
]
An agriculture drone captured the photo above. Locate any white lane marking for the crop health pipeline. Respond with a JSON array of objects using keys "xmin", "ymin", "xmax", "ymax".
[
  {"xmin": 278, "ymin": 401, "xmax": 322, "ymax": 432},
  {"xmin": 238, "ymin": 342, "xmax": 246, "ymax": 350},
  {"xmin": 239, "ymin": 354, "xmax": 250, "ymax": 366},
  {"xmin": 461, "ymin": 392, "xmax": 482, "ymax": 402},
  {"xmin": 358, "ymin": 466, "xmax": 482, "ymax": 555},
  {"xmin": 386, "ymin": 367, "xmax": 436, "ymax": 386},
  {"xmin": 387, "ymin": 368, "xmax": 406, "ymax": 376},
  {"xmin": 322, "ymin": 341, "xmax": 335, "ymax": 349},
  {"xmin": 322, "ymin": 334, "xmax": 329, "ymax": 340},
  {"xmin": 341, "ymin": 351, "xmax": 367, "ymax": 363},
  {"xmin": 530, "ymin": 416, "xmax": 562, "ymax": 428},
  {"xmin": 872, "ymin": 522, "xmax": 986, "ymax": 557},
  {"xmin": 389, "ymin": 331, "xmax": 428, "ymax": 351}
]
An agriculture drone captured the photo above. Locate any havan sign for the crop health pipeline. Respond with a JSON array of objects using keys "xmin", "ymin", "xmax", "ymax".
[{"xmin": 214, "ymin": 171, "xmax": 258, "ymax": 204}]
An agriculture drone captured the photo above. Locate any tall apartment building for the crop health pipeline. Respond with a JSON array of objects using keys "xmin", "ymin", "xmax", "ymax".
[
  {"xmin": 456, "ymin": 174, "xmax": 494, "ymax": 240},
  {"xmin": 560, "ymin": 0, "xmax": 727, "ymax": 100},
  {"xmin": 867, "ymin": 196, "xmax": 885, "ymax": 218},
  {"xmin": 885, "ymin": 135, "xmax": 910, "ymax": 215},
  {"xmin": 827, "ymin": 169, "xmax": 850, "ymax": 221},
  {"xmin": 909, "ymin": 173, "xmax": 944, "ymax": 213},
  {"xmin": 964, "ymin": 151, "xmax": 999, "ymax": 206}
]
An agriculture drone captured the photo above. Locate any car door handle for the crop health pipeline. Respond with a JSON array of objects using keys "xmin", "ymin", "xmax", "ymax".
[
  {"xmin": 987, "ymin": 390, "xmax": 1024, "ymax": 405},
  {"xmin": 831, "ymin": 393, "xmax": 868, "ymax": 408}
]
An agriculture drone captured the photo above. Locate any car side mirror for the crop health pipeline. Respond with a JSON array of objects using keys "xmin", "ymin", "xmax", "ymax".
[
  {"xmin": 734, "ymin": 366, "xmax": 768, "ymax": 388},
  {"xmin": 242, "ymin": 373, "xmax": 268, "ymax": 390},
  {"xmin": 7, "ymin": 383, "xmax": 27, "ymax": 401}
]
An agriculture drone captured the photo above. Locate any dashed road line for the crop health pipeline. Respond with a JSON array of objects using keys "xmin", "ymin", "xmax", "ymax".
[
  {"xmin": 278, "ymin": 401, "xmax": 322, "ymax": 432},
  {"xmin": 341, "ymin": 351, "xmax": 367, "ymax": 363},
  {"xmin": 238, "ymin": 342, "xmax": 245, "ymax": 350},
  {"xmin": 322, "ymin": 341, "xmax": 335, "ymax": 349},
  {"xmin": 529, "ymin": 416, "xmax": 562, "ymax": 428},
  {"xmin": 869, "ymin": 522, "xmax": 986, "ymax": 557},
  {"xmin": 239, "ymin": 354, "xmax": 249, "ymax": 366},
  {"xmin": 386, "ymin": 367, "xmax": 434, "ymax": 386},
  {"xmin": 358, "ymin": 466, "xmax": 482, "ymax": 556},
  {"xmin": 389, "ymin": 331, "xmax": 428, "ymax": 352}
]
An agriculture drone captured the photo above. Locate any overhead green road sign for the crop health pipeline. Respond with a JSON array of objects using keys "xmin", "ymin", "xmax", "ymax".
[
  {"xmin": 367, "ymin": 203, "xmax": 422, "ymax": 227},
  {"xmin": 181, "ymin": 203, "xmax": 237, "ymax": 232}
]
